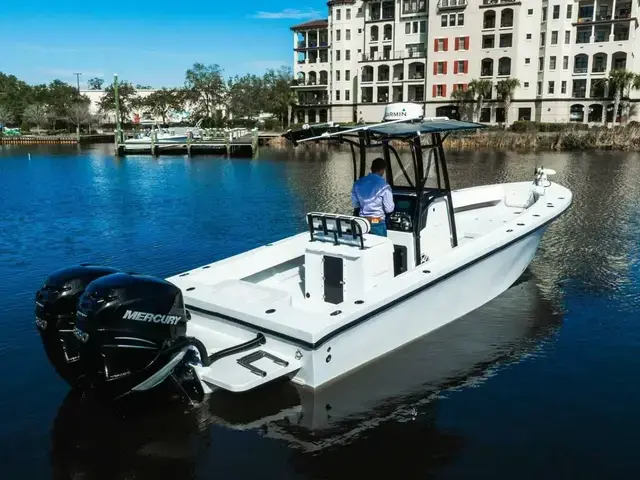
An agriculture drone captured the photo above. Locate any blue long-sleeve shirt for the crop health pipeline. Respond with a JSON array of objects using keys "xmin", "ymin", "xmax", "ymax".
[{"xmin": 351, "ymin": 173, "xmax": 395, "ymax": 218}]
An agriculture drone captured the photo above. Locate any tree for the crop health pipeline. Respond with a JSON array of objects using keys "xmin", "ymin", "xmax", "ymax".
[
  {"xmin": 495, "ymin": 78, "xmax": 521, "ymax": 128},
  {"xmin": 67, "ymin": 99, "xmax": 92, "ymax": 139},
  {"xmin": 227, "ymin": 74, "xmax": 264, "ymax": 120},
  {"xmin": 467, "ymin": 79, "xmax": 493, "ymax": 123},
  {"xmin": 0, "ymin": 73, "xmax": 35, "ymax": 124},
  {"xmin": 0, "ymin": 104, "xmax": 13, "ymax": 128},
  {"xmin": 607, "ymin": 69, "xmax": 637, "ymax": 126},
  {"xmin": 450, "ymin": 87, "xmax": 474, "ymax": 121},
  {"xmin": 141, "ymin": 88, "xmax": 184, "ymax": 124},
  {"xmin": 135, "ymin": 84, "xmax": 152, "ymax": 90},
  {"xmin": 263, "ymin": 66, "xmax": 296, "ymax": 128},
  {"xmin": 87, "ymin": 77, "xmax": 104, "ymax": 90},
  {"xmin": 99, "ymin": 81, "xmax": 138, "ymax": 123},
  {"xmin": 23, "ymin": 103, "xmax": 50, "ymax": 131},
  {"xmin": 184, "ymin": 63, "xmax": 227, "ymax": 120},
  {"xmin": 45, "ymin": 79, "xmax": 84, "ymax": 126}
]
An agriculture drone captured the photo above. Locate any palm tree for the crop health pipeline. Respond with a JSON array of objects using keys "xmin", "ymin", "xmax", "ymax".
[
  {"xmin": 495, "ymin": 78, "xmax": 521, "ymax": 128},
  {"xmin": 607, "ymin": 68, "xmax": 636, "ymax": 127},
  {"xmin": 450, "ymin": 87, "xmax": 473, "ymax": 121},
  {"xmin": 467, "ymin": 79, "xmax": 493, "ymax": 123}
]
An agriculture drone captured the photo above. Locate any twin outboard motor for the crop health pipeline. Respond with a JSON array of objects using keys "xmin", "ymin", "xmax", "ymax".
[{"xmin": 35, "ymin": 265, "xmax": 196, "ymax": 399}]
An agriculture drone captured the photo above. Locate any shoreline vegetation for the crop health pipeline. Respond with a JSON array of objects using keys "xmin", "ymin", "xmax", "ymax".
[{"xmin": 268, "ymin": 121, "xmax": 640, "ymax": 152}]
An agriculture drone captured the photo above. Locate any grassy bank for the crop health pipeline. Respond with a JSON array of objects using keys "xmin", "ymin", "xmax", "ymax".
[
  {"xmin": 268, "ymin": 122, "xmax": 640, "ymax": 152},
  {"xmin": 445, "ymin": 125, "xmax": 640, "ymax": 151}
]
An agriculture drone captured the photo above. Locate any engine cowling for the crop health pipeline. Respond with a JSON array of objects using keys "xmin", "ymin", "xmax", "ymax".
[
  {"xmin": 35, "ymin": 265, "xmax": 121, "ymax": 385},
  {"xmin": 73, "ymin": 272, "xmax": 190, "ymax": 397}
]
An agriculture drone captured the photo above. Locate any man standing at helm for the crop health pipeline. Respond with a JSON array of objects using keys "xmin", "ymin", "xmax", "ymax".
[{"xmin": 351, "ymin": 157, "xmax": 395, "ymax": 237}]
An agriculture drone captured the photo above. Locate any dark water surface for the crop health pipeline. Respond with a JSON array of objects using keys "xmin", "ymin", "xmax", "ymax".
[{"xmin": 1, "ymin": 144, "xmax": 639, "ymax": 479}]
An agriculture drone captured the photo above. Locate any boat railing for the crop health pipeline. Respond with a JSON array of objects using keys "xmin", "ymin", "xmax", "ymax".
[{"xmin": 306, "ymin": 212, "xmax": 369, "ymax": 249}]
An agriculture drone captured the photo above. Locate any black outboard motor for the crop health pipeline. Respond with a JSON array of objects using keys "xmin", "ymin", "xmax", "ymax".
[
  {"xmin": 73, "ymin": 272, "xmax": 191, "ymax": 399},
  {"xmin": 35, "ymin": 265, "xmax": 121, "ymax": 386}
]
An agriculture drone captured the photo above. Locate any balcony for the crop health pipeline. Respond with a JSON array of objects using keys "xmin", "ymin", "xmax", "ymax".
[
  {"xmin": 480, "ymin": 0, "xmax": 521, "ymax": 7},
  {"xmin": 438, "ymin": 0, "xmax": 467, "ymax": 11},
  {"xmin": 403, "ymin": 0, "xmax": 427, "ymax": 15},
  {"xmin": 297, "ymin": 95, "xmax": 329, "ymax": 106},
  {"xmin": 361, "ymin": 49, "xmax": 426, "ymax": 61}
]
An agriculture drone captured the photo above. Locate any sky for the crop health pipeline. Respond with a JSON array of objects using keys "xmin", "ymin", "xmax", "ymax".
[{"xmin": 0, "ymin": 0, "xmax": 327, "ymax": 88}]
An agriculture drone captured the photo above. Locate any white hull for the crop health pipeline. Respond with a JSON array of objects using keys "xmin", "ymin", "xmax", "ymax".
[{"xmin": 166, "ymin": 180, "xmax": 572, "ymax": 394}]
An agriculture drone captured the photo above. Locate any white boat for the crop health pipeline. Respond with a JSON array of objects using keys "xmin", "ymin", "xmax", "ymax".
[
  {"xmin": 34, "ymin": 103, "xmax": 572, "ymax": 401},
  {"xmin": 123, "ymin": 119, "xmax": 203, "ymax": 150}
]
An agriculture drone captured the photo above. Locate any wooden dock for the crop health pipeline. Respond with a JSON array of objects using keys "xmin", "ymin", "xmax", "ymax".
[
  {"xmin": 115, "ymin": 128, "xmax": 260, "ymax": 157},
  {"xmin": 0, "ymin": 136, "xmax": 78, "ymax": 145}
]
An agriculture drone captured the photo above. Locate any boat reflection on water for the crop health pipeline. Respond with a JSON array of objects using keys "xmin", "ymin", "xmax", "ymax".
[{"xmin": 49, "ymin": 273, "xmax": 562, "ymax": 479}]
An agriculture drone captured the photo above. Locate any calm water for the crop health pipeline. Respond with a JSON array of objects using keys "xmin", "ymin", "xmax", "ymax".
[{"xmin": 1, "ymin": 144, "xmax": 639, "ymax": 479}]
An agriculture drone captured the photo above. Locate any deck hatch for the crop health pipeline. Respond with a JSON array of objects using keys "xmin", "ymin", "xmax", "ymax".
[{"xmin": 323, "ymin": 255, "xmax": 344, "ymax": 304}]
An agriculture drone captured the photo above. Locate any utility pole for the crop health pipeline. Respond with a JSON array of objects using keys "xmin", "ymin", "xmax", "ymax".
[
  {"xmin": 73, "ymin": 72, "xmax": 82, "ymax": 92},
  {"xmin": 73, "ymin": 73, "xmax": 82, "ymax": 142}
]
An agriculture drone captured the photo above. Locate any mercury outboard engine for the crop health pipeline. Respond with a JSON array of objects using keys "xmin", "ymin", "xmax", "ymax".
[
  {"xmin": 72, "ymin": 272, "xmax": 195, "ymax": 399},
  {"xmin": 35, "ymin": 265, "xmax": 121, "ymax": 386}
]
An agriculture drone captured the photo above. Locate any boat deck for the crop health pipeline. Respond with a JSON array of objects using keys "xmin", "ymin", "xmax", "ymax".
[{"xmin": 167, "ymin": 182, "xmax": 571, "ymax": 346}]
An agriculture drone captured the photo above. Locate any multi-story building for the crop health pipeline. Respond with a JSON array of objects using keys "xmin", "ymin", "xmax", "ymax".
[{"xmin": 291, "ymin": 0, "xmax": 640, "ymax": 125}]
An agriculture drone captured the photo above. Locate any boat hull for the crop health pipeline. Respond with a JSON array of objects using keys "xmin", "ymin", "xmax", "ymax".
[
  {"xmin": 188, "ymin": 224, "xmax": 546, "ymax": 391},
  {"xmin": 301, "ymin": 225, "xmax": 546, "ymax": 388}
]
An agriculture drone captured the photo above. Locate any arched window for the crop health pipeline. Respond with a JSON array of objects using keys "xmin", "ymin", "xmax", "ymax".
[
  {"xmin": 378, "ymin": 65, "xmax": 390, "ymax": 82},
  {"xmin": 612, "ymin": 51, "xmax": 627, "ymax": 70},
  {"xmin": 362, "ymin": 66, "xmax": 374, "ymax": 82},
  {"xmin": 393, "ymin": 64, "xmax": 403, "ymax": 81},
  {"xmin": 588, "ymin": 104, "xmax": 603, "ymax": 123},
  {"xmin": 319, "ymin": 71, "xmax": 328, "ymax": 85},
  {"xmin": 592, "ymin": 53, "xmax": 607, "ymax": 73},
  {"xmin": 569, "ymin": 104, "xmax": 584, "ymax": 122},
  {"xmin": 383, "ymin": 24, "xmax": 392, "ymax": 41},
  {"xmin": 371, "ymin": 25, "xmax": 379, "ymax": 41},
  {"xmin": 483, "ymin": 10, "xmax": 496, "ymax": 29},
  {"xmin": 498, "ymin": 57, "xmax": 511, "ymax": 76},
  {"xmin": 574, "ymin": 54, "xmax": 588, "ymax": 74},
  {"xmin": 501, "ymin": 8, "xmax": 514, "ymax": 28},
  {"xmin": 481, "ymin": 58, "xmax": 494, "ymax": 77},
  {"xmin": 307, "ymin": 71, "xmax": 317, "ymax": 85}
]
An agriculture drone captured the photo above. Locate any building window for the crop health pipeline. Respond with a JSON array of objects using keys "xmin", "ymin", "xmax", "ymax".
[
  {"xmin": 336, "ymin": 9, "xmax": 341, "ymax": 21},
  {"xmin": 455, "ymin": 60, "xmax": 466, "ymax": 73},
  {"xmin": 525, "ymin": 57, "xmax": 531, "ymax": 64},
  {"xmin": 336, "ymin": 29, "xmax": 341, "ymax": 41},
  {"xmin": 542, "ymin": 7, "xmax": 547, "ymax": 21},
  {"xmin": 449, "ymin": 13, "xmax": 456, "ymax": 26},
  {"xmin": 553, "ymin": 5, "xmax": 559, "ymax": 19},
  {"xmin": 435, "ymin": 62, "xmax": 446, "ymax": 74},
  {"xmin": 551, "ymin": 31, "xmax": 558, "ymax": 44},
  {"xmin": 406, "ymin": 23, "xmax": 411, "ymax": 34},
  {"xmin": 479, "ymin": 108, "xmax": 491, "ymax": 122},
  {"xmin": 565, "ymin": 31, "xmax": 570, "ymax": 44},
  {"xmin": 527, "ymin": 8, "xmax": 533, "ymax": 15},
  {"xmin": 436, "ymin": 38, "xmax": 446, "ymax": 51},
  {"xmin": 540, "ymin": 32, "xmax": 546, "ymax": 46},
  {"xmin": 458, "ymin": 13, "xmax": 464, "ymax": 26},
  {"xmin": 563, "ymin": 56, "xmax": 569, "ymax": 69},
  {"xmin": 336, "ymin": 50, "xmax": 341, "ymax": 61},
  {"xmin": 346, "ymin": 50, "xmax": 350, "ymax": 60},
  {"xmin": 500, "ymin": 33, "xmax": 513, "ymax": 48},
  {"xmin": 420, "ymin": 21, "xmax": 426, "ymax": 33},
  {"xmin": 441, "ymin": 15, "xmax": 447, "ymax": 27},
  {"xmin": 561, "ymin": 81, "xmax": 567, "ymax": 94},
  {"xmin": 456, "ymin": 37, "xmax": 469, "ymax": 50},
  {"xmin": 336, "ymin": 70, "xmax": 341, "ymax": 81},
  {"xmin": 526, "ymin": 33, "xmax": 532, "ymax": 40},
  {"xmin": 566, "ymin": 5, "xmax": 572, "ymax": 19},
  {"xmin": 524, "ymin": 82, "xmax": 530, "ymax": 88},
  {"xmin": 538, "ymin": 57, "xmax": 544, "ymax": 71},
  {"xmin": 345, "ymin": 90, "xmax": 350, "ymax": 101},
  {"xmin": 346, "ymin": 8, "xmax": 351, "ymax": 20},
  {"xmin": 345, "ymin": 70, "xmax": 350, "ymax": 81},
  {"xmin": 403, "ymin": 0, "xmax": 427, "ymax": 14},
  {"xmin": 436, "ymin": 84, "xmax": 445, "ymax": 97},
  {"xmin": 346, "ymin": 29, "xmax": 351, "ymax": 41},
  {"xmin": 548, "ymin": 81, "xmax": 555, "ymax": 94},
  {"xmin": 483, "ymin": 35, "xmax": 495, "ymax": 48},
  {"xmin": 518, "ymin": 108, "xmax": 532, "ymax": 121},
  {"xmin": 550, "ymin": 56, "xmax": 556, "ymax": 70},
  {"xmin": 336, "ymin": 90, "xmax": 340, "ymax": 101},
  {"xmin": 537, "ymin": 81, "xmax": 542, "ymax": 95}
]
